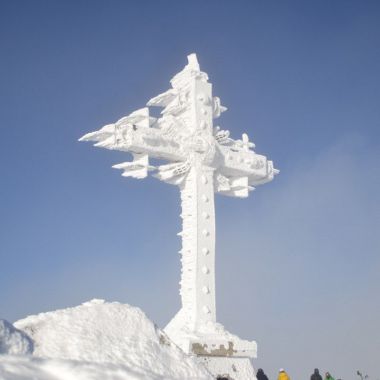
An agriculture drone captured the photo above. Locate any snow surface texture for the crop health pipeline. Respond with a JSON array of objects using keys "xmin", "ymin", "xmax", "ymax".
[
  {"xmin": 0, "ymin": 319, "xmax": 33, "ymax": 355},
  {"xmin": 0, "ymin": 299, "xmax": 212, "ymax": 380}
]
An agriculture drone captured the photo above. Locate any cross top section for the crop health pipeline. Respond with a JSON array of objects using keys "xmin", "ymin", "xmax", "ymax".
[{"xmin": 80, "ymin": 53, "xmax": 278, "ymax": 197}]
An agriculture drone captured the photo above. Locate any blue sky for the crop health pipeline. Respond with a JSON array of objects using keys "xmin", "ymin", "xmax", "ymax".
[{"xmin": 1, "ymin": 1, "xmax": 379, "ymax": 379}]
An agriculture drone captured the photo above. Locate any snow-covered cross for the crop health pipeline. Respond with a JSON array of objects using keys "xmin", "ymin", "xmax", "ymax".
[{"xmin": 80, "ymin": 54, "xmax": 278, "ymax": 368}]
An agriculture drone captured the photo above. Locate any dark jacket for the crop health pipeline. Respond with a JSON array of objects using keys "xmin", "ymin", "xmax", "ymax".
[
  {"xmin": 257, "ymin": 369, "xmax": 269, "ymax": 380},
  {"xmin": 311, "ymin": 369, "xmax": 323, "ymax": 380}
]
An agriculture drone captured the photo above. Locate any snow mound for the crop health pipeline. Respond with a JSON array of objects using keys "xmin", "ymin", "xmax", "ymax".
[
  {"xmin": 13, "ymin": 299, "xmax": 211, "ymax": 380},
  {"xmin": 0, "ymin": 319, "xmax": 33, "ymax": 355}
]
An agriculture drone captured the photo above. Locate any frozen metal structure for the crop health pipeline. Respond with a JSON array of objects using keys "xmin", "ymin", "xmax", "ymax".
[{"xmin": 80, "ymin": 54, "xmax": 278, "ymax": 380}]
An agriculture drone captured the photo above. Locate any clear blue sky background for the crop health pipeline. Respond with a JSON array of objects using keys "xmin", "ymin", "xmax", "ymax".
[{"xmin": 1, "ymin": 1, "xmax": 379, "ymax": 379}]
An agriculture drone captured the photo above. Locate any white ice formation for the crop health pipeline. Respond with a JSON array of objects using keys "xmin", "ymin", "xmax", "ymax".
[{"xmin": 80, "ymin": 54, "xmax": 278, "ymax": 379}]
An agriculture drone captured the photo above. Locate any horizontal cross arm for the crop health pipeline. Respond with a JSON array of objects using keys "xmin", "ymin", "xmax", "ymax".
[
  {"xmin": 79, "ymin": 108, "xmax": 186, "ymax": 162},
  {"xmin": 217, "ymin": 145, "xmax": 277, "ymax": 182}
]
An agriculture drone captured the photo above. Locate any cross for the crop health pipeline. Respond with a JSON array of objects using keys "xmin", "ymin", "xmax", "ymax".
[{"xmin": 80, "ymin": 54, "xmax": 278, "ymax": 355}]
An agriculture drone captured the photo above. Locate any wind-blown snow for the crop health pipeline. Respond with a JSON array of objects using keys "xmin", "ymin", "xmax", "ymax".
[
  {"xmin": 0, "ymin": 319, "xmax": 33, "ymax": 355},
  {"xmin": 0, "ymin": 299, "xmax": 212, "ymax": 380}
]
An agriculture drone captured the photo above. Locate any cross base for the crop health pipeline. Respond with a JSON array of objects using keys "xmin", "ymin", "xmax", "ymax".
[
  {"xmin": 197, "ymin": 356, "xmax": 256, "ymax": 380},
  {"xmin": 190, "ymin": 336, "xmax": 257, "ymax": 380},
  {"xmin": 165, "ymin": 314, "xmax": 257, "ymax": 380}
]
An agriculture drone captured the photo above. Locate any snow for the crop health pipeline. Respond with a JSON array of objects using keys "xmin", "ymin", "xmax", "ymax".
[
  {"xmin": 0, "ymin": 355, "xmax": 154, "ymax": 380},
  {"xmin": 0, "ymin": 319, "xmax": 33, "ymax": 355},
  {"xmin": 0, "ymin": 299, "xmax": 212, "ymax": 380}
]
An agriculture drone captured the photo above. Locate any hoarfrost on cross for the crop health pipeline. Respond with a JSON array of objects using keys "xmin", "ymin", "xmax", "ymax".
[{"xmin": 80, "ymin": 54, "xmax": 278, "ymax": 361}]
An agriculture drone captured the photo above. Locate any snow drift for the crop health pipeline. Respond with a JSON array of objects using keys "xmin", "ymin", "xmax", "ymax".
[
  {"xmin": 0, "ymin": 319, "xmax": 33, "ymax": 355},
  {"xmin": 2, "ymin": 299, "xmax": 211, "ymax": 380}
]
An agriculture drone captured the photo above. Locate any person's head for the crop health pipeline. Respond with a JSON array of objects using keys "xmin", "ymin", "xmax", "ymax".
[
  {"xmin": 279, "ymin": 369, "xmax": 285, "ymax": 373},
  {"xmin": 314, "ymin": 369, "xmax": 320, "ymax": 374},
  {"xmin": 326, "ymin": 372, "xmax": 331, "ymax": 378},
  {"xmin": 258, "ymin": 369, "xmax": 264, "ymax": 374}
]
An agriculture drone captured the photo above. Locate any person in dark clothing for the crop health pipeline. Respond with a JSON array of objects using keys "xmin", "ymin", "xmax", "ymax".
[
  {"xmin": 257, "ymin": 368, "xmax": 269, "ymax": 380},
  {"xmin": 311, "ymin": 369, "xmax": 323, "ymax": 380}
]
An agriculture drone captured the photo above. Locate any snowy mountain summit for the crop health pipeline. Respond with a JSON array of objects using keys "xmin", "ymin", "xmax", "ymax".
[{"xmin": 0, "ymin": 299, "xmax": 212, "ymax": 380}]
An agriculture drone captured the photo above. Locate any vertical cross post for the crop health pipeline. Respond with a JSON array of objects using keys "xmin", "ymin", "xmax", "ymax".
[{"xmin": 79, "ymin": 54, "xmax": 278, "ymax": 380}]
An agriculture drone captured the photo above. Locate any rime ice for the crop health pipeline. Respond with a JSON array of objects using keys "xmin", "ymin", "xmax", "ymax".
[{"xmin": 80, "ymin": 54, "xmax": 278, "ymax": 379}]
